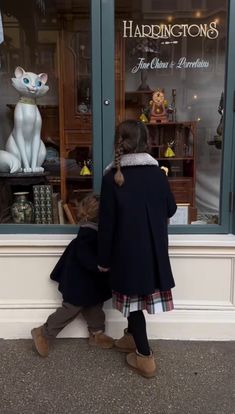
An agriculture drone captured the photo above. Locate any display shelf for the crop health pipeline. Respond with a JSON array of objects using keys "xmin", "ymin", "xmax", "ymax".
[{"xmin": 116, "ymin": 41, "xmax": 197, "ymax": 216}]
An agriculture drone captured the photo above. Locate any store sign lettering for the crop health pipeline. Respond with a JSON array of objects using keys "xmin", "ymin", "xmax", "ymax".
[
  {"xmin": 131, "ymin": 57, "xmax": 209, "ymax": 73},
  {"xmin": 123, "ymin": 20, "xmax": 219, "ymax": 40}
]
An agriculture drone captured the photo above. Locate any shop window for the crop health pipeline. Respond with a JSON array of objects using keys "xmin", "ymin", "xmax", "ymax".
[
  {"xmin": 0, "ymin": 0, "xmax": 93, "ymax": 227},
  {"xmin": 115, "ymin": 0, "xmax": 228, "ymax": 226},
  {"xmin": 0, "ymin": 0, "xmax": 233, "ymax": 233}
]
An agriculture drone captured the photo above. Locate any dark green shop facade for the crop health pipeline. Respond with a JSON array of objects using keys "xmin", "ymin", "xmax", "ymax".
[
  {"xmin": 0, "ymin": 1, "xmax": 235, "ymax": 341},
  {"xmin": 0, "ymin": 0, "xmax": 235, "ymax": 234}
]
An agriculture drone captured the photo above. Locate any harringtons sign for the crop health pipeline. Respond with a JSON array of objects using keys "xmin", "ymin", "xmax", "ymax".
[{"xmin": 123, "ymin": 20, "xmax": 219, "ymax": 40}]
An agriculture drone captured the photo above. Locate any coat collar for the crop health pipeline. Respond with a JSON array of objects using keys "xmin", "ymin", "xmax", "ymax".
[
  {"xmin": 80, "ymin": 222, "xmax": 98, "ymax": 231},
  {"xmin": 104, "ymin": 153, "xmax": 159, "ymax": 174}
]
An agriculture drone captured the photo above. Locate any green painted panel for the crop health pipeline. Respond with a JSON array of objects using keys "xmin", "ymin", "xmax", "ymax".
[
  {"xmin": 101, "ymin": 0, "xmax": 115, "ymax": 168},
  {"xmin": 226, "ymin": 0, "xmax": 235, "ymax": 233},
  {"xmin": 1, "ymin": 0, "xmax": 235, "ymax": 236},
  {"xmin": 92, "ymin": 0, "xmax": 103, "ymax": 193},
  {"xmin": 219, "ymin": 0, "xmax": 235, "ymax": 233}
]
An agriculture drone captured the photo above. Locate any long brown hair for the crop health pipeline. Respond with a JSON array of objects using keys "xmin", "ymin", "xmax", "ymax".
[{"xmin": 114, "ymin": 120, "xmax": 150, "ymax": 186}]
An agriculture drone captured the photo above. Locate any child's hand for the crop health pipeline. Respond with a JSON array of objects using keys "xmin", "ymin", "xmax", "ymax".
[{"xmin": 98, "ymin": 265, "xmax": 110, "ymax": 272}]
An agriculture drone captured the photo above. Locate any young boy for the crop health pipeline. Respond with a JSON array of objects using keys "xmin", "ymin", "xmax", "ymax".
[{"xmin": 31, "ymin": 194, "xmax": 113, "ymax": 357}]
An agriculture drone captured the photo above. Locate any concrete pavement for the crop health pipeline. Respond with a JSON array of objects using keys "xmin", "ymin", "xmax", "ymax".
[{"xmin": 0, "ymin": 338, "xmax": 234, "ymax": 414}]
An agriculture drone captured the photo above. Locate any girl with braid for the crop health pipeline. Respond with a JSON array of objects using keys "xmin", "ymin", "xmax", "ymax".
[{"xmin": 98, "ymin": 120, "xmax": 177, "ymax": 378}]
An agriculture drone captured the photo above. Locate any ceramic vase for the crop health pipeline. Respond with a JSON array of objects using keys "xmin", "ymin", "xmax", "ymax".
[{"xmin": 11, "ymin": 192, "xmax": 34, "ymax": 224}]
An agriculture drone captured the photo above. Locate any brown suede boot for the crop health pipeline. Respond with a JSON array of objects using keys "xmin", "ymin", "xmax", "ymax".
[
  {"xmin": 89, "ymin": 331, "xmax": 114, "ymax": 349},
  {"xmin": 115, "ymin": 328, "xmax": 136, "ymax": 353},
  {"xmin": 31, "ymin": 326, "xmax": 49, "ymax": 357},
  {"xmin": 126, "ymin": 350, "xmax": 156, "ymax": 378}
]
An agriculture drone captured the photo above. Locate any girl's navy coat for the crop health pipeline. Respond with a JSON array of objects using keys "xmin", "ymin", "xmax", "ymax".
[
  {"xmin": 98, "ymin": 155, "xmax": 177, "ymax": 296},
  {"xmin": 50, "ymin": 226, "xmax": 111, "ymax": 306}
]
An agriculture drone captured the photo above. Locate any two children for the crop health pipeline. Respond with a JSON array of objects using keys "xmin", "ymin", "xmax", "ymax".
[
  {"xmin": 32, "ymin": 120, "xmax": 176, "ymax": 380},
  {"xmin": 31, "ymin": 194, "xmax": 113, "ymax": 357}
]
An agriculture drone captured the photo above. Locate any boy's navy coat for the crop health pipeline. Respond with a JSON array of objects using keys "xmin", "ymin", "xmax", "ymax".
[
  {"xmin": 50, "ymin": 226, "xmax": 111, "ymax": 306},
  {"xmin": 98, "ymin": 157, "xmax": 177, "ymax": 296}
]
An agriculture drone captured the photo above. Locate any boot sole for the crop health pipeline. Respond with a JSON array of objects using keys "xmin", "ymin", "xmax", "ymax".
[
  {"xmin": 31, "ymin": 329, "xmax": 49, "ymax": 357},
  {"xmin": 126, "ymin": 360, "xmax": 157, "ymax": 378}
]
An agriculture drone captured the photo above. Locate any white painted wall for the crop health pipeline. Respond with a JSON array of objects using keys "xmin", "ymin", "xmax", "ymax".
[{"xmin": 0, "ymin": 234, "xmax": 235, "ymax": 340}]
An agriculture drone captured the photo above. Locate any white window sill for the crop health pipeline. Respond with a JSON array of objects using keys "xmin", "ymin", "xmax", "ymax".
[
  {"xmin": 0, "ymin": 233, "xmax": 235, "ymax": 248},
  {"xmin": 169, "ymin": 234, "xmax": 235, "ymax": 247},
  {"xmin": 0, "ymin": 234, "xmax": 74, "ymax": 247}
]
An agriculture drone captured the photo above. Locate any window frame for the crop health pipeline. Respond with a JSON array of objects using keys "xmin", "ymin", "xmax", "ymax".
[
  {"xmin": 101, "ymin": 0, "xmax": 235, "ymax": 235},
  {"xmin": 0, "ymin": 0, "xmax": 103, "ymax": 235},
  {"xmin": 0, "ymin": 0, "xmax": 235, "ymax": 235}
]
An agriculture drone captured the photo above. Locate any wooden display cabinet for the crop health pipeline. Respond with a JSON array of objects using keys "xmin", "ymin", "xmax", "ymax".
[
  {"xmin": 148, "ymin": 120, "xmax": 197, "ymax": 222},
  {"xmin": 115, "ymin": 32, "xmax": 197, "ymax": 222},
  {"xmin": 123, "ymin": 90, "xmax": 197, "ymax": 222},
  {"xmin": 57, "ymin": 16, "xmax": 93, "ymax": 205},
  {"xmin": 57, "ymin": 21, "xmax": 124, "ymax": 207}
]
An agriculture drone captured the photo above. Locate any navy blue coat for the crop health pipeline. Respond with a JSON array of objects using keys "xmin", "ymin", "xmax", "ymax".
[
  {"xmin": 98, "ymin": 165, "xmax": 177, "ymax": 295},
  {"xmin": 50, "ymin": 226, "xmax": 111, "ymax": 306}
]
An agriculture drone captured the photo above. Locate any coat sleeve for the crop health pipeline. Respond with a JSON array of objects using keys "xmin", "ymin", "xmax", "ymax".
[
  {"xmin": 76, "ymin": 234, "xmax": 99, "ymax": 274},
  {"xmin": 167, "ymin": 190, "xmax": 177, "ymax": 218},
  {"xmin": 98, "ymin": 174, "xmax": 117, "ymax": 268},
  {"xmin": 163, "ymin": 174, "xmax": 177, "ymax": 218}
]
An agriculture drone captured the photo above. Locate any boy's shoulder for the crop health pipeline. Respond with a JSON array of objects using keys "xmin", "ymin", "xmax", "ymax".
[{"xmin": 78, "ymin": 225, "xmax": 98, "ymax": 241}]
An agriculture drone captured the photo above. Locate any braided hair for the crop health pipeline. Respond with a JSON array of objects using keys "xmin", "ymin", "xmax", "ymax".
[
  {"xmin": 114, "ymin": 120, "xmax": 150, "ymax": 186},
  {"xmin": 114, "ymin": 139, "xmax": 124, "ymax": 186}
]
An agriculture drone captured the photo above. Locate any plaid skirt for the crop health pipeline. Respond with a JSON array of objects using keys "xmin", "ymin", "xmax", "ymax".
[{"xmin": 112, "ymin": 289, "xmax": 174, "ymax": 318}]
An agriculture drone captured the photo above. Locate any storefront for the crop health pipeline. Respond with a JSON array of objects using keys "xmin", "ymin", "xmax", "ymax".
[{"xmin": 0, "ymin": 0, "xmax": 235, "ymax": 339}]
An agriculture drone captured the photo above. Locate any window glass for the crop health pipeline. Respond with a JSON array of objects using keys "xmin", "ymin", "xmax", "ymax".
[
  {"xmin": 0, "ymin": 0, "xmax": 92, "ymax": 225},
  {"xmin": 115, "ymin": 0, "xmax": 227, "ymax": 225}
]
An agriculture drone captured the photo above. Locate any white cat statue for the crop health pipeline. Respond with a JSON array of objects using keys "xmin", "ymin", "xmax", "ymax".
[{"xmin": 0, "ymin": 66, "xmax": 49, "ymax": 173}]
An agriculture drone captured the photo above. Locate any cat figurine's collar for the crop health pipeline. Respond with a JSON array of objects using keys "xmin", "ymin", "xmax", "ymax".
[{"xmin": 19, "ymin": 97, "xmax": 36, "ymax": 105}]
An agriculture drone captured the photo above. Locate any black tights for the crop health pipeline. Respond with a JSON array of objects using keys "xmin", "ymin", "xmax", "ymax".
[{"xmin": 127, "ymin": 310, "xmax": 150, "ymax": 356}]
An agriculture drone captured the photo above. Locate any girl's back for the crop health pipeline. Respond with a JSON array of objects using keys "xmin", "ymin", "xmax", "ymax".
[{"xmin": 99, "ymin": 155, "xmax": 176, "ymax": 296}]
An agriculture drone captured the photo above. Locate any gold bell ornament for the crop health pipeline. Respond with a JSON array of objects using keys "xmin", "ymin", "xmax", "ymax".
[
  {"xmin": 80, "ymin": 161, "xmax": 92, "ymax": 176},
  {"xmin": 164, "ymin": 146, "xmax": 175, "ymax": 157},
  {"xmin": 164, "ymin": 140, "xmax": 175, "ymax": 158},
  {"xmin": 139, "ymin": 113, "xmax": 148, "ymax": 123}
]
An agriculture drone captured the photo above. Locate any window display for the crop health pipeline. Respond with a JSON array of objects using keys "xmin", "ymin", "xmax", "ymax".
[
  {"xmin": 0, "ymin": 0, "xmax": 231, "ymax": 230},
  {"xmin": 115, "ymin": 0, "xmax": 228, "ymax": 225},
  {"xmin": 0, "ymin": 1, "xmax": 93, "ymax": 225}
]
